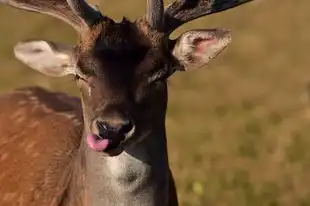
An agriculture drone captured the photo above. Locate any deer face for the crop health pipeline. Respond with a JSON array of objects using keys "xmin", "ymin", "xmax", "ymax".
[
  {"xmin": 74, "ymin": 19, "xmax": 171, "ymax": 154},
  {"xmin": 9, "ymin": 0, "xmax": 237, "ymax": 156}
]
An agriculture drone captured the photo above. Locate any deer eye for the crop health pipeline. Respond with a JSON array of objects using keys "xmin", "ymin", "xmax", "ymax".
[
  {"xmin": 75, "ymin": 74, "xmax": 87, "ymax": 81},
  {"xmin": 75, "ymin": 75, "xmax": 93, "ymax": 96}
]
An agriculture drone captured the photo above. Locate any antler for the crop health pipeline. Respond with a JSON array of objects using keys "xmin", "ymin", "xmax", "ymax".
[
  {"xmin": 67, "ymin": 0, "xmax": 102, "ymax": 26},
  {"xmin": 0, "ymin": 0, "xmax": 103, "ymax": 31},
  {"xmin": 146, "ymin": 0, "xmax": 164, "ymax": 30},
  {"xmin": 163, "ymin": 0, "xmax": 254, "ymax": 34}
]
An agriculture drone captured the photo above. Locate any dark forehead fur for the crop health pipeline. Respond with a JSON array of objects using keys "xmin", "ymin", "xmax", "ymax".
[
  {"xmin": 76, "ymin": 18, "xmax": 167, "ymax": 76},
  {"xmin": 79, "ymin": 18, "xmax": 165, "ymax": 53}
]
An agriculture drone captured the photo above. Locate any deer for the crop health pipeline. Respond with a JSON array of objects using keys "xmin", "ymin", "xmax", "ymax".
[{"xmin": 0, "ymin": 0, "xmax": 254, "ymax": 205}]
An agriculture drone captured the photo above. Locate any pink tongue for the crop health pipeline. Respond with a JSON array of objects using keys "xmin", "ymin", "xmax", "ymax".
[{"xmin": 87, "ymin": 134, "xmax": 110, "ymax": 152}]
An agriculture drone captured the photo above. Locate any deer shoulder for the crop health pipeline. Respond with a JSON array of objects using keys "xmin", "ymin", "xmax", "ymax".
[{"xmin": 0, "ymin": 86, "xmax": 83, "ymax": 206}]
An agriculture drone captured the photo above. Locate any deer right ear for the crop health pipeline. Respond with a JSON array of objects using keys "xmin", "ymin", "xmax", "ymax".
[
  {"xmin": 171, "ymin": 29, "xmax": 232, "ymax": 72},
  {"xmin": 14, "ymin": 40, "xmax": 76, "ymax": 77}
]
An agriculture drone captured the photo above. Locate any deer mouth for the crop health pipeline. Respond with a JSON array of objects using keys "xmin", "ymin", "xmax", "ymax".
[{"xmin": 87, "ymin": 134, "xmax": 124, "ymax": 153}]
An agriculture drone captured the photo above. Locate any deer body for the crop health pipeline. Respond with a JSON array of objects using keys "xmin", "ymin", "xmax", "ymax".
[
  {"xmin": 0, "ymin": 87, "xmax": 177, "ymax": 206},
  {"xmin": 0, "ymin": 0, "xmax": 254, "ymax": 205},
  {"xmin": 0, "ymin": 87, "xmax": 82, "ymax": 206}
]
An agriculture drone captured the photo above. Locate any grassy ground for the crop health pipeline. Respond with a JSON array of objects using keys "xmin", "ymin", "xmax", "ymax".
[{"xmin": 1, "ymin": 0, "xmax": 310, "ymax": 205}]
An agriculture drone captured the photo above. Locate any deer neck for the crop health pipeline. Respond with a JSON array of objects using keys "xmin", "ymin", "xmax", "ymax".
[{"xmin": 65, "ymin": 101, "xmax": 170, "ymax": 206}]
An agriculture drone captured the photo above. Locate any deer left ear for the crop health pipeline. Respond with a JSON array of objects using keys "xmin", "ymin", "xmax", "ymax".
[
  {"xmin": 171, "ymin": 29, "xmax": 232, "ymax": 71},
  {"xmin": 14, "ymin": 40, "xmax": 76, "ymax": 77}
]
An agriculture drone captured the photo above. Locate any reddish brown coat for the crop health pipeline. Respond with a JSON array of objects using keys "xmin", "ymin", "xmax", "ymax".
[{"xmin": 0, "ymin": 87, "xmax": 82, "ymax": 206}]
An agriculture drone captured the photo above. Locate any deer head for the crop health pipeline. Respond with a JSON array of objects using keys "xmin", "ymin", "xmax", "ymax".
[{"xmin": 2, "ymin": 0, "xmax": 253, "ymax": 156}]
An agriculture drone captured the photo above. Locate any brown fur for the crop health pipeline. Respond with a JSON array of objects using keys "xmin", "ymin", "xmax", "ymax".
[
  {"xmin": 0, "ymin": 87, "xmax": 83, "ymax": 206},
  {"xmin": 79, "ymin": 18, "xmax": 164, "ymax": 52}
]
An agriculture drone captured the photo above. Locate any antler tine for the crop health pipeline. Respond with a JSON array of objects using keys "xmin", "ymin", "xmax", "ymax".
[
  {"xmin": 66, "ymin": 0, "xmax": 103, "ymax": 27},
  {"xmin": 163, "ymin": 0, "xmax": 255, "ymax": 34},
  {"xmin": 0, "ymin": 0, "xmax": 104, "ymax": 32},
  {"xmin": 146, "ymin": 0, "xmax": 164, "ymax": 30}
]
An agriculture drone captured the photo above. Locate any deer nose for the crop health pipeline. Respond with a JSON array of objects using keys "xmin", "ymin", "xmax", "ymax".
[{"xmin": 96, "ymin": 118, "xmax": 134, "ymax": 137}]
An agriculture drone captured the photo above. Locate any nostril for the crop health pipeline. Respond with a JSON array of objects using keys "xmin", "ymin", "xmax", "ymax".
[
  {"xmin": 96, "ymin": 119, "xmax": 133, "ymax": 137},
  {"xmin": 120, "ymin": 120, "xmax": 134, "ymax": 135},
  {"xmin": 96, "ymin": 121, "xmax": 109, "ymax": 137},
  {"xmin": 96, "ymin": 121, "xmax": 107, "ymax": 131}
]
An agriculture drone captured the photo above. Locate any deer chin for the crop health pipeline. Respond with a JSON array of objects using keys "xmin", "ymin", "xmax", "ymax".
[{"xmin": 87, "ymin": 134, "xmax": 124, "ymax": 155}]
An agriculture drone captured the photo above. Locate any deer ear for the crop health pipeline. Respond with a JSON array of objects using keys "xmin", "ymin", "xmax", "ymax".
[
  {"xmin": 171, "ymin": 29, "xmax": 232, "ymax": 71},
  {"xmin": 14, "ymin": 40, "xmax": 76, "ymax": 77}
]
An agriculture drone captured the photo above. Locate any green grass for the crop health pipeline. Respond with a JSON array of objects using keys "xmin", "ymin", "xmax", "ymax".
[{"xmin": 1, "ymin": 0, "xmax": 310, "ymax": 205}]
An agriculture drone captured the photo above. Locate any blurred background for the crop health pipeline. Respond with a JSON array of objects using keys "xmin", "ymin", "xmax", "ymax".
[{"xmin": 0, "ymin": 0, "xmax": 310, "ymax": 205}]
